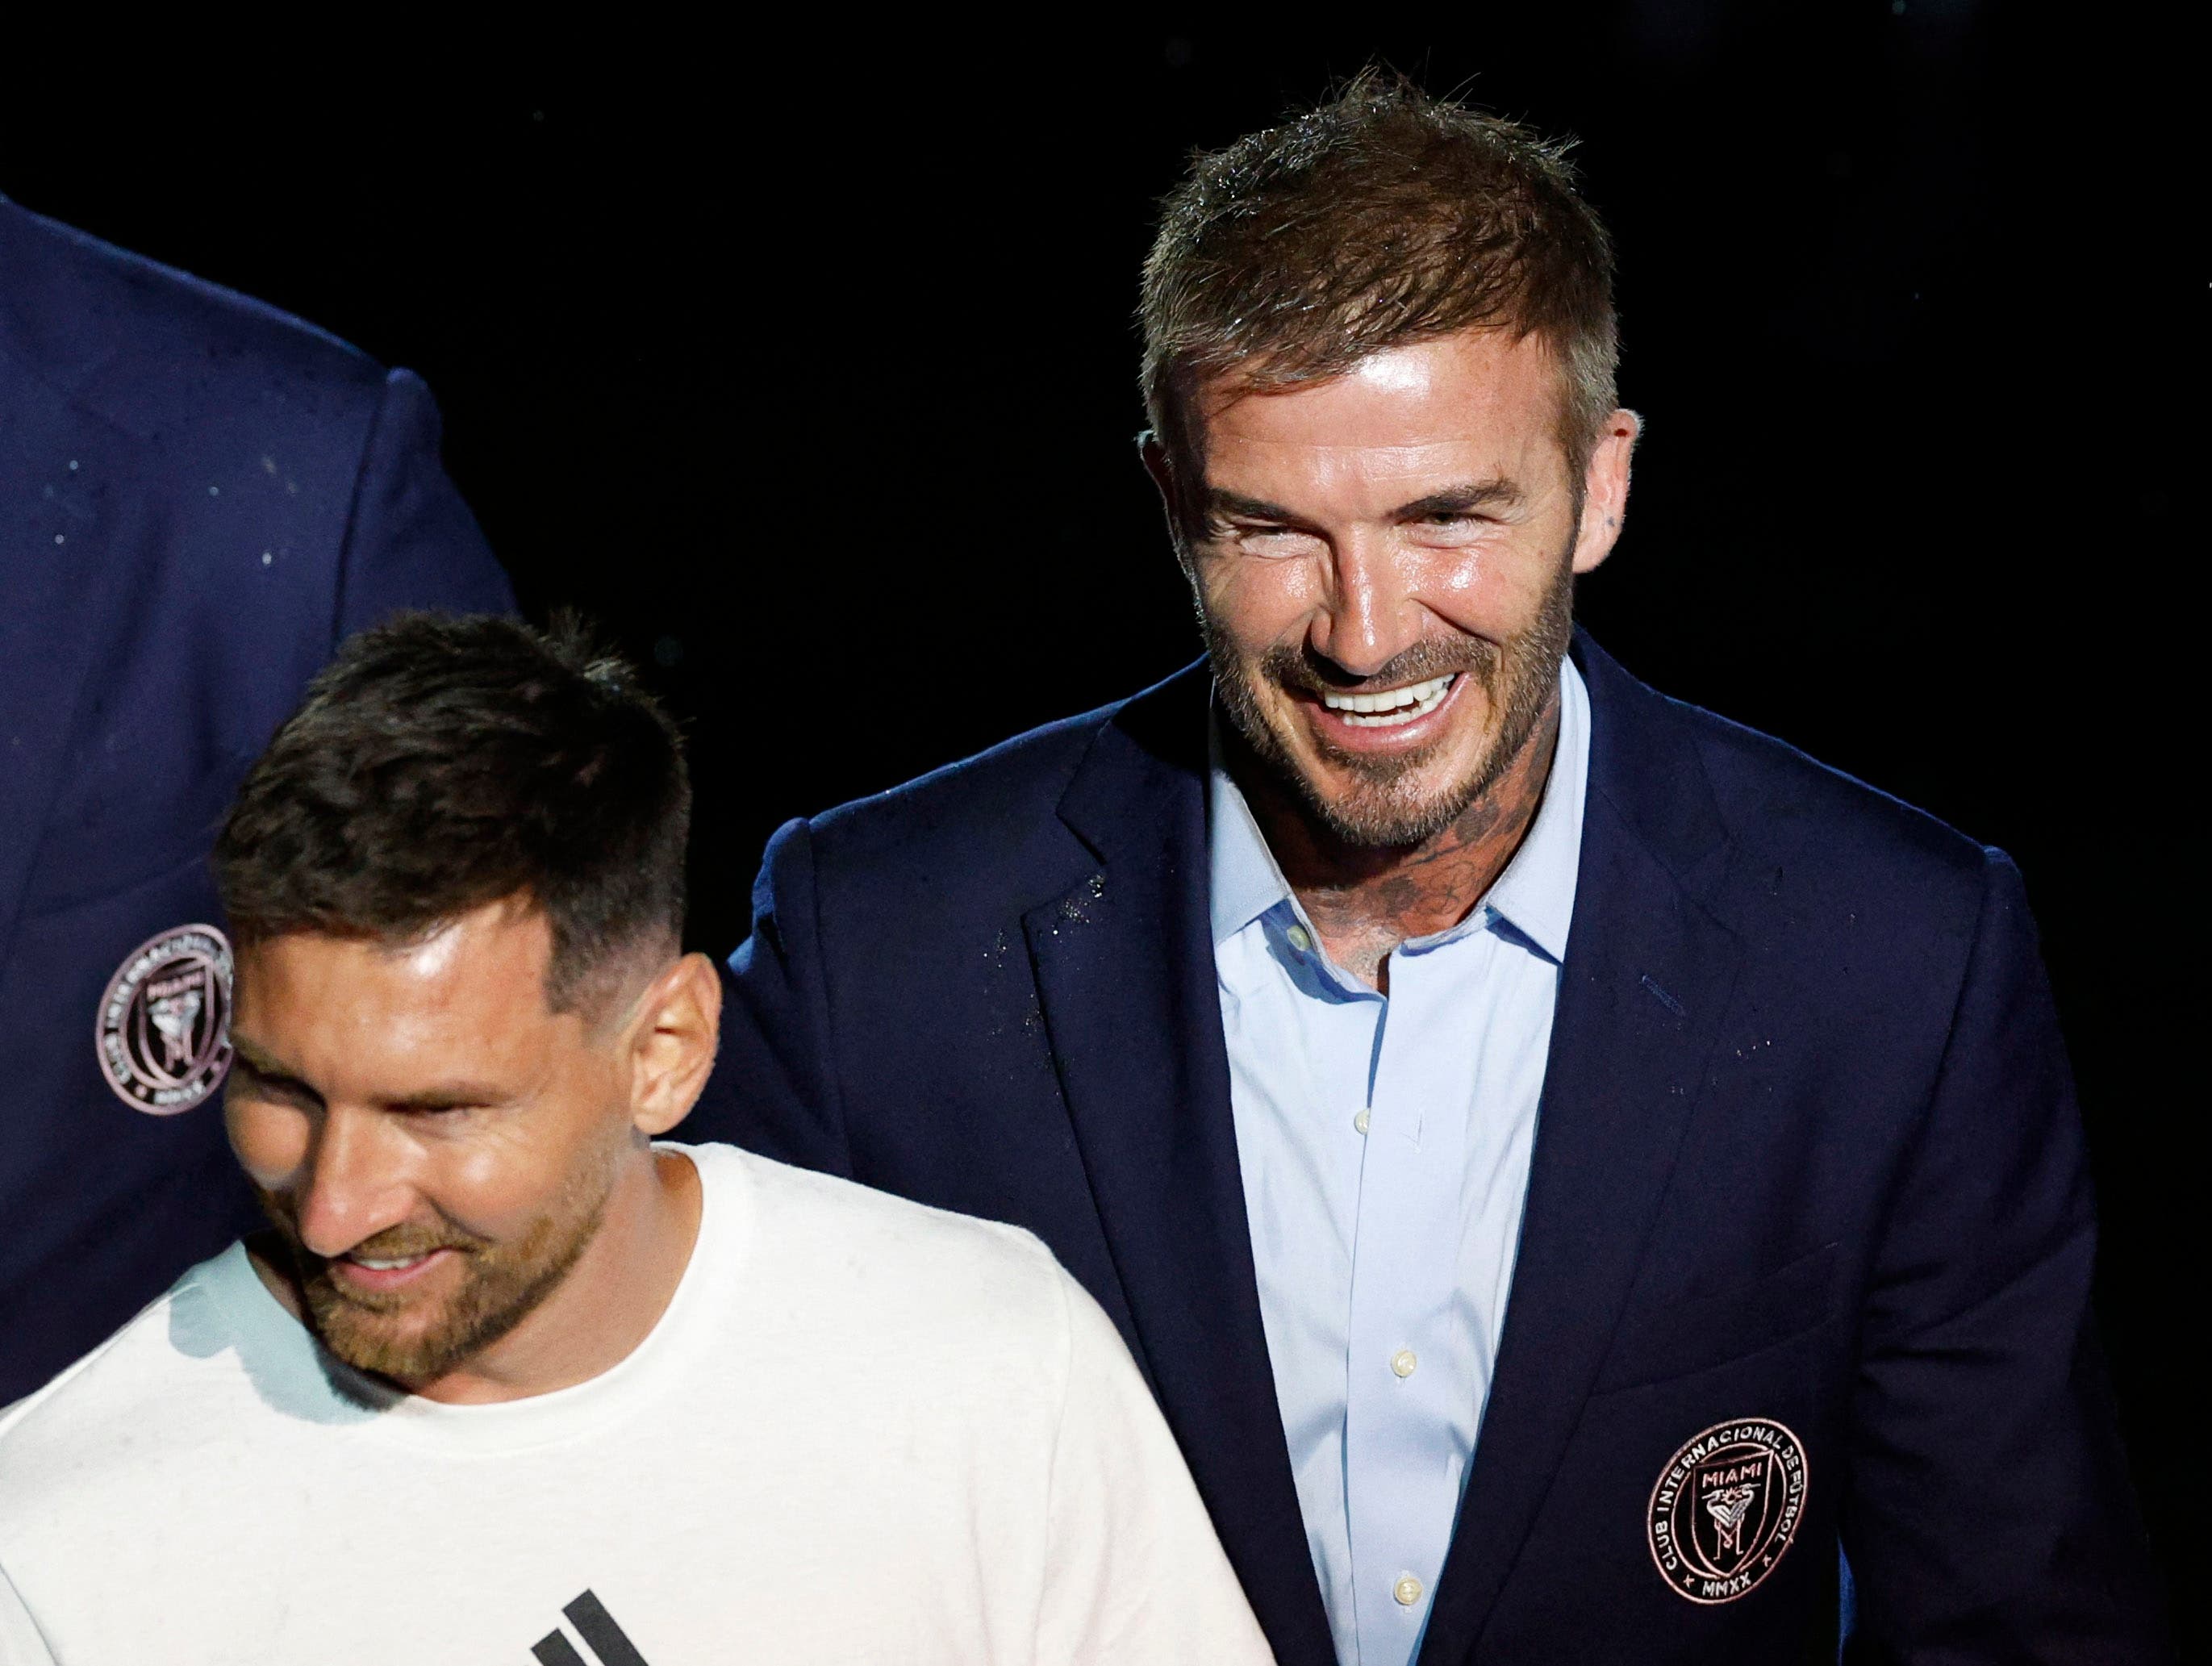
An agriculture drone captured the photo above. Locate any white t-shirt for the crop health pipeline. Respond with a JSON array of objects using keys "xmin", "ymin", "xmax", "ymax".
[{"xmin": 0, "ymin": 1142, "xmax": 1272, "ymax": 1665}]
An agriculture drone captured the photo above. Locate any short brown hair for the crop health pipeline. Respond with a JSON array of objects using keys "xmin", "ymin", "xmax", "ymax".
[
  {"xmin": 216, "ymin": 612, "xmax": 688, "ymax": 1016},
  {"xmin": 1141, "ymin": 69, "xmax": 1618, "ymax": 528}
]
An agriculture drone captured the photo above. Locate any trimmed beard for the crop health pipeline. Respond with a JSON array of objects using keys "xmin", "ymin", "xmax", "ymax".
[
  {"xmin": 1206, "ymin": 551, "xmax": 1575, "ymax": 849},
  {"xmin": 257, "ymin": 1136, "xmax": 620, "ymax": 1386}
]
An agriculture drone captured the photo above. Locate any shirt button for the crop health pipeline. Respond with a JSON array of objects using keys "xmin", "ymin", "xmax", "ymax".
[
  {"xmin": 1286, "ymin": 924, "xmax": 1313, "ymax": 953},
  {"xmin": 1354, "ymin": 1109, "xmax": 1371, "ymax": 1135},
  {"xmin": 1391, "ymin": 1348, "xmax": 1417, "ymax": 1378},
  {"xmin": 1394, "ymin": 1573, "xmax": 1424, "ymax": 1607}
]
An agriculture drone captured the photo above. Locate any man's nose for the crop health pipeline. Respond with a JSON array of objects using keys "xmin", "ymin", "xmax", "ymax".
[
  {"xmin": 1308, "ymin": 536, "xmax": 1424, "ymax": 679},
  {"xmin": 292, "ymin": 1106, "xmax": 415, "ymax": 1257}
]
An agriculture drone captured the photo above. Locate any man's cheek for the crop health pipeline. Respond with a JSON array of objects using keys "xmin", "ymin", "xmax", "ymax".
[
  {"xmin": 1204, "ymin": 549, "xmax": 1322, "ymax": 633},
  {"xmin": 226, "ymin": 1094, "xmax": 309, "ymax": 1193}
]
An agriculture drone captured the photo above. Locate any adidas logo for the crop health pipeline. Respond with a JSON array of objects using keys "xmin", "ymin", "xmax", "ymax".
[{"xmin": 530, "ymin": 1589, "xmax": 649, "ymax": 1666}]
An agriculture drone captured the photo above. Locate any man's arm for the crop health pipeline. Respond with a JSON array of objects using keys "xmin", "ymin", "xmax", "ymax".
[
  {"xmin": 332, "ymin": 366, "xmax": 514, "ymax": 636},
  {"xmin": 1035, "ymin": 1266, "xmax": 1274, "ymax": 1664},
  {"xmin": 1843, "ymin": 850, "xmax": 2166, "ymax": 1660},
  {"xmin": 682, "ymin": 816, "xmax": 856, "ymax": 1176}
]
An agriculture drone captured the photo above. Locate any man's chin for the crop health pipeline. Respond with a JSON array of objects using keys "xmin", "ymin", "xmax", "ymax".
[
  {"xmin": 1296, "ymin": 765, "xmax": 1482, "ymax": 848},
  {"xmin": 307, "ymin": 1295, "xmax": 482, "ymax": 1384},
  {"xmin": 1269, "ymin": 716, "xmax": 1494, "ymax": 848}
]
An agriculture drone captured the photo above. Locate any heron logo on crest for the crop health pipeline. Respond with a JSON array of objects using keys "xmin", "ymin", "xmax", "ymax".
[
  {"xmin": 94, "ymin": 924, "xmax": 234, "ymax": 1114},
  {"xmin": 1646, "ymin": 1416, "xmax": 1808, "ymax": 1605}
]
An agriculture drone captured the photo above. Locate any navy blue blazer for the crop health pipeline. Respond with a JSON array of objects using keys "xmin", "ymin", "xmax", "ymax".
[
  {"xmin": 691, "ymin": 631, "xmax": 2164, "ymax": 1662},
  {"xmin": 0, "ymin": 200, "xmax": 512, "ymax": 1405}
]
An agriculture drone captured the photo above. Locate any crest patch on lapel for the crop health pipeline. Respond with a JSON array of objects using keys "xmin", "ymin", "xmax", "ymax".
[
  {"xmin": 94, "ymin": 924, "xmax": 234, "ymax": 1114},
  {"xmin": 1647, "ymin": 1416, "xmax": 1808, "ymax": 1605}
]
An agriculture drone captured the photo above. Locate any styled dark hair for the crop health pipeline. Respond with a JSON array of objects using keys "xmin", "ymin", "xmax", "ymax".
[
  {"xmin": 1141, "ymin": 69, "xmax": 1618, "ymax": 530},
  {"xmin": 216, "ymin": 612, "xmax": 688, "ymax": 1014}
]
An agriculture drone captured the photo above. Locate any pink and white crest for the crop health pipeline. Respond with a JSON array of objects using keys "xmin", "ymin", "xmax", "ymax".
[
  {"xmin": 94, "ymin": 924, "xmax": 234, "ymax": 1114},
  {"xmin": 1646, "ymin": 1416, "xmax": 1809, "ymax": 1605}
]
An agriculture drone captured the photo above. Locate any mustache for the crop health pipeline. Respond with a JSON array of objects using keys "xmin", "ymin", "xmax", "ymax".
[
  {"xmin": 1256, "ymin": 637, "xmax": 1499, "ymax": 699},
  {"xmin": 255, "ymin": 1186, "xmax": 486, "ymax": 1269}
]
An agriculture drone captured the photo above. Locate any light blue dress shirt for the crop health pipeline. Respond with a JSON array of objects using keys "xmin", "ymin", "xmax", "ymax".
[{"xmin": 1209, "ymin": 660, "xmax": 1590, "ymax": 1666}]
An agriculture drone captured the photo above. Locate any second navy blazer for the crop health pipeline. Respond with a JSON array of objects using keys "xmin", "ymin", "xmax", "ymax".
[{"xmin": 688, "ymin": 631, "xmax": 2162, "ymax": 1664}]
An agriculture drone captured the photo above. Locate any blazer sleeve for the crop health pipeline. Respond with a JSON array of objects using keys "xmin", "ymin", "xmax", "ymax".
[
  {"xmin": 332, "ymin": 366, "xmax": 513, "ymax": 637},
  {"xmin": 1841, "ymin": 849, "xmax": 2168, "ymax": 1660},
  {"xmin": 683, "ymin": 816, "xmax": 856, "ymax": 1178}
]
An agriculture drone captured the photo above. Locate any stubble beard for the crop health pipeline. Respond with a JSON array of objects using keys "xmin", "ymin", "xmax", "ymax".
[
  {"xmin": 1206, "ymin": 553, "xmax": 1576, "ymax": 850},
  {"xmin": 259, "ymin": 1139, "xmax": 621, "ymax": 1387}
]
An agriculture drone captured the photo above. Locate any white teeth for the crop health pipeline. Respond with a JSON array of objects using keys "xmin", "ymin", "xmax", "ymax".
[
  {"xmin": 1322, "ymin": 674, "xmax": 1454, "ymax": 727},
  {"xmin": 352, "ymin": 1255, "xmax": 428, "ymax": 1271}
]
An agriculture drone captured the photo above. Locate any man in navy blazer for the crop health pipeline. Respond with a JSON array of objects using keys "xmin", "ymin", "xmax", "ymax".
[
  {"xmin": 688, "ymin": 77, "xmax": 2162, "ymax": 1662},
  {"xmin": 0, "ymin": 198, "xmax": 513, "ymax": 1405}
]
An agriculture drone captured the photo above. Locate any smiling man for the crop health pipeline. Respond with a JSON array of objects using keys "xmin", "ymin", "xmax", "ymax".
[
  {"xmin": 0, "ymin": 615, "xmax": 1271, "ymax": 1665},
  {"xmin": 689, "ymin": 72, "xmax": 2165, "ymax": 1664}
]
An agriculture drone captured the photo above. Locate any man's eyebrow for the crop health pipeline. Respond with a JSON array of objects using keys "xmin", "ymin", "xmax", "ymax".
[
  {"xmin": 1203, "ymin": 488, "xmax": 1313, "ymax": 526},
  {"xmin": 229, "ymin": 1040, "xmax": 507, "ymax": 1113},
  {"xmin": 1393, "ymin": 479, "xmax": 1525, "ymax": 519},
  {"xmin": 230, "ymin": 1037, "xmax": 290, "ymax": 1079},
  {"xmin": 385, "ymin": 1084, "xmax": 513, "ymax": 1112},
  {"xmin": 228, "ymin": 1040, "xmax": 323, "ymax": 1103},
  {"xmin": 1202, "ymin": 481, "xmax": 1525, "ymax": 528}
]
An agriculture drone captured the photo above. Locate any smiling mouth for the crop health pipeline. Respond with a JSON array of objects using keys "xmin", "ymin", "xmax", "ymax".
[
  {"xmin": 1313, "ymin": 673, "xmax": 1457, "ymax": 728},
  {"xmin": 327, "ymin": 1246, "xmax": 458, "ymax": 1295}
]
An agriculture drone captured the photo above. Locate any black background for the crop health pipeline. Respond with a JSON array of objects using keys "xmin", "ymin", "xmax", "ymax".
[{"xmin": 4, "ymin": 6, "xmax": 2189, "ymax": 1643}]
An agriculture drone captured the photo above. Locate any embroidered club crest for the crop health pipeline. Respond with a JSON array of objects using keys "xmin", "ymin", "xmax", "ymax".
[
  {"xmin": 1646, "ymin": 1416, "xmax": 1808, "ymax": 1605},
  {"xmin": 94, "ymin": 924, "xmax": 234, "ymax": 1114}
]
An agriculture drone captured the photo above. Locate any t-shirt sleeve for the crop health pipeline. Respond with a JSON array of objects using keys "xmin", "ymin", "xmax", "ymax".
[
  {"xmin": 0, "ymin": 1560, "xmax": 57, "ymax": 1665},
  {"xmin": 1034, "ymin": 1269, "xmax": 1275, "ymax": 1664}
]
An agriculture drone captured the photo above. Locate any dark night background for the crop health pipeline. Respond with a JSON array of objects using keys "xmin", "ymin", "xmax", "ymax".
[{"xmin": 3, "ymin": 4, "xmax": 2191, "ymax": 1644}]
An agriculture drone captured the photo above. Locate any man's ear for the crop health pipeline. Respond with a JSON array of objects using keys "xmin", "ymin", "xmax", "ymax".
[
  {"xmin": 1570, "ymin": 407, "xmax": 1642, "ymax": 576},
  {"xmin": 625, "ymin": 953, "xmax": 723, "ymax": 1138}
]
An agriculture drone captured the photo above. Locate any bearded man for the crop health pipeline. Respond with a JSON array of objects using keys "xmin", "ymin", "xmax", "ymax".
[
  {"xmin": 0, "ymin": 616, "xmax": 1270, "ymax": 1665},
  {"xmin": 687, "ymin": 72, "xmax": 2165, "ymax": 1665}
]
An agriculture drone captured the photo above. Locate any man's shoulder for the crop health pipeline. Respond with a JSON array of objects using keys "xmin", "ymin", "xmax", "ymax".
[
  {"xmin": 810, "ymin": 698, "xmax": 1121, "ymax": 850},
  {"xmin": 0, "ymin": 198, "xmax": 389, "ymax": 442},
  {"xmin": 0, "ymin": 1251, "xmax": 251, "ymax": 1524},
  {"xmin": 1687, "ymin": 699, "xmax": 1981, "ymax": 868},
  {"xmin": 794, "ymin": 662, "xmax": 1205, "ymax": 888},
  {"xmin": 1590, "ymin": 641, "xmax": 1993, "ymax": 914},
  {"xmin": 702, "ymin": 1142, "xmax": 1075, "ymax": 1354}
]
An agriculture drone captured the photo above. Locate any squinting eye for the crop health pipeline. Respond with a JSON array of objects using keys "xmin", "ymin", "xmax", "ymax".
[{"xmin": 1232, "ymin": 526, "xmax": 1318, "ymax": 551}]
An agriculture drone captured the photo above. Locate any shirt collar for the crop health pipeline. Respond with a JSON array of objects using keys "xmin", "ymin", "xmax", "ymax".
[{"xmin": 1206, "ymin": 655, "xmax": 1590, "ymax": 963}]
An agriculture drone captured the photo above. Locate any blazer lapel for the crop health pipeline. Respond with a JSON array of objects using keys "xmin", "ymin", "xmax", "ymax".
[
  {"xmin": 1421, "ymin": 634, "xmax": 1743, "ymax": 1664},
  {"xmin": 1024, "ymin": 663, "xmax": 1339, "ymax": 1666}
]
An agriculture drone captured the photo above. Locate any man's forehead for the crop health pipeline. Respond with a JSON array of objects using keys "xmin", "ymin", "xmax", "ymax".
[
  {"xmin": 230, "ymin": 915, "xmax": 570, "ymax": 1110},
  {"xmin": 1200, "ymin": 331, "xmax": 1562, "ymax": 455},
  {"xmin": 234, "ymin": 902, "xmax": 560, "ymax": 1038}
]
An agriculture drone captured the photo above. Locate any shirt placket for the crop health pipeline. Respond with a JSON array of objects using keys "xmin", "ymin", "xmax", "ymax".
[{"xmin": 1343, "ymin": 945, "xmax": 1468, "ymax": 1664}]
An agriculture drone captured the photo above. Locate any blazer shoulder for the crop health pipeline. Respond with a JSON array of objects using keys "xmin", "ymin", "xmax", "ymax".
[
  {"xmin": 806, "ymin": 695, "xmax": 1125, "ymax": 870},
  {"xmin": 1694, "ymin": 698, "xmax": 1981, "ymax": 854},
  {"xmin": 1655, "ymin": 693, "xmax": 1997, "ymax": 940},
  {"xmin": 0, "ymin": 199, "xmax": 388, "ymax": 440}
]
